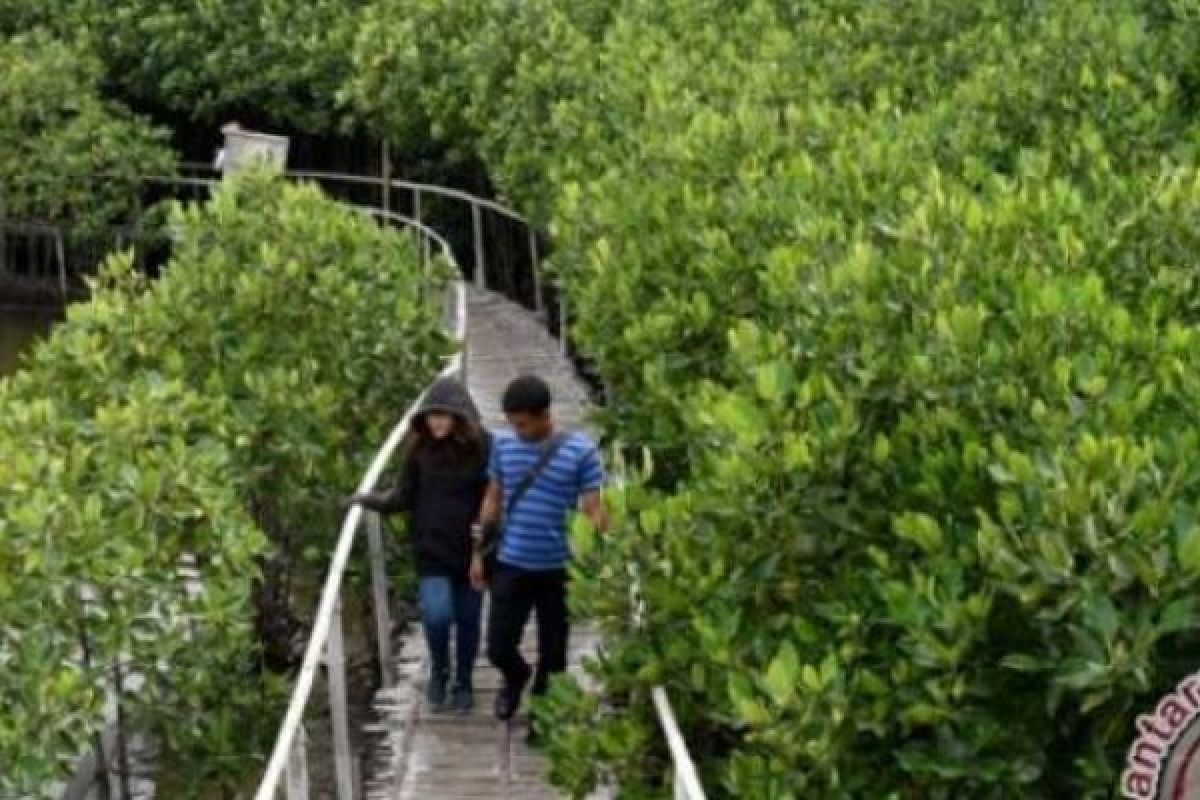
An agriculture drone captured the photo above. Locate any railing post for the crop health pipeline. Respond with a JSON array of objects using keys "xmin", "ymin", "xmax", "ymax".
[
  {"xmin": 326, "ymin": 599, "xmax": 357, "ymax": 800},
  {"xmin": 380, "ymin": 142, "xmax": 391, "ymax": 214},
  {"xmin": 557, "ymin": 283, "xmax": 569, "ymax": 356},
  {"xmin": 0, "ymin": 195, "xmax": 7, "ymax": 276},
  {"xmin": 54, "ymin": 229, "xmax": 68, "ymax": 300},
  {"xmin": 413, "ymin": 189, "xmax": 429, "ymax": 272},
  {"xmin": 529, "ymin": 228, "xmax": 544, "ymax": 318},
  {"xmin": 471, "ymin": 201, "xmax": 486, "ymax": 289},
  {"xmin": 285, "ymin": 724, "xmax": 310, "ymax": 800},
  {"xmin": 77, "ymin": 595, "xmax": 111, "ymax": 800},
  {"xmin": 365, "ymin": 511, "xmax": 393, "ymax": 687},
  {"xmin": 110, "ymin": 660, "xmax": 133, "ymax": 800}
]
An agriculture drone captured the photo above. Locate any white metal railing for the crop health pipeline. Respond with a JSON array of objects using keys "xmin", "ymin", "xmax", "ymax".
[
  {"xmin": 253, "ymin": 277, "xmax": 467, "ymax": 800},
  {"xmin": 45, "ymin": 173, "xmax": 472, "ymax": 800},
  {"xmin": 193, "ymin": 169, "xmax": 705, "ymax": 799},
  {"xmin": 248, "ymin": 170, "xmax": 706, "ymax": 798},
  {"xmin": 627, "ymin": 566, "xmax": 707, "ymax": 800},
  {"xmin": 175, "ymin": 164, "xmax": 556, "ymax": 337},
  {"xmin": 652, "ymin": 687, "xmax": 707, "ymax": 800},
  {"xmin": 37, "ymin": 165, "xmax": 704, "ymax": 798}
]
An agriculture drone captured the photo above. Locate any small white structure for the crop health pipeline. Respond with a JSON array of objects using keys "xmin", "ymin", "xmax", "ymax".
[{"xmin": 217, "ymin": 122, "xmax": 289, "ymax": 176}]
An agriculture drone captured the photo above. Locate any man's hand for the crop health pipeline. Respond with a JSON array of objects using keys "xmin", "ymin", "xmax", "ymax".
[
  {"xmin": 469, "ymin": 554, "xmax": 487, "ymax": 591},
  {"xmin": 581, "ymin": 489, "xmax": 609, "ymax": 533}
]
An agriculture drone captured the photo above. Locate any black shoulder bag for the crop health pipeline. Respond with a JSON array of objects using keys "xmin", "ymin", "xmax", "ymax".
[{"xmin": 481, "ymin": 432, "xmax": 568, "ymax": 583}]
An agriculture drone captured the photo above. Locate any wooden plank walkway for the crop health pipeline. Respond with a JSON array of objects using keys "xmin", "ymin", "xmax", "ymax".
[
  {"xmin": 463, "ymin": 289, "xmax": 591, "ymax": 433},
  {"xmin": 364, "ymin": 288, "xmax": 597, "ymax": 800}
]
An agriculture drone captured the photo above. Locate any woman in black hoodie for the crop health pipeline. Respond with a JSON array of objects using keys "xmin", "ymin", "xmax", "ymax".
[{"xmin": 346, "ymin": 378, "xmax": 490, "ymax": 712}]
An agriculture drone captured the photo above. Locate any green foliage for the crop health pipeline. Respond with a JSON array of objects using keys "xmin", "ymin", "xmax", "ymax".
[
  {"xmin": 0, "ymin": 171, "xmax": 448, "ymax": 796},
  {"xmin": 0, "ymin": 30, "xmax": 176, "ymax": 240},
  {"xmin": 350, "ymin": 0, "xmax": 1200, "ymax": 796},
  {"xmin": 1, "ymin": 0, "xmax": 366, "ymax": 133},
  {"xmin": 5, "ymin": 0, "xmax": 1200, "ymax": 795}
]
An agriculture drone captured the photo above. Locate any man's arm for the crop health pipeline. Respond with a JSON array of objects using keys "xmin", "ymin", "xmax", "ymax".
[
  {"xmin": 580, "ymin": 489, "xmax": 609, "ymax": 533},
  {"xmin": 474, "ymin": 435, "xmax": 504, "ymax": 541},
  {"xmin": 468, "ymin": 481, "xmax": 501, "ymax": 590},
  {"xmin": 578, "ymin": 441, "xmax": 609, "ymax": 532},
  {"xmin": 477, "ymin": 480, "xmax": 502, "ymax": 528}
]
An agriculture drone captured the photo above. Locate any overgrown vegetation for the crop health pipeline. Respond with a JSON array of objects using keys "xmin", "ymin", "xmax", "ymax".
[
  {"xmin": 343, "ymin": 1, "xmax": 1200, "ymax": 796},
  {"xmin": 0, "ymin": 30, "xmax": 175, "ymax": 241},
  {"xmin": 0, "ymin": 0, "xmax": 363, "ymax": 134},
  {"xmin": 0, "ymin": 172, "xmax": 447, "ymax": 796},
  {"xmin": 7, "ymin": 0, "xmax": 1200, "ymax": 796}
]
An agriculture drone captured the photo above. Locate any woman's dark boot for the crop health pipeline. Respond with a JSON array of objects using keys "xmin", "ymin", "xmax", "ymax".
[{"xmin": 426, "ymin": 668, "xmax": 449, "ymax": 710}]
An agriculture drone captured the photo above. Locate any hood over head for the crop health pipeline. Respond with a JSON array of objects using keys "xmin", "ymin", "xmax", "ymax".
[{"xmin": 416, "ymin": 377, "xmax": 480, "ymax": 424}]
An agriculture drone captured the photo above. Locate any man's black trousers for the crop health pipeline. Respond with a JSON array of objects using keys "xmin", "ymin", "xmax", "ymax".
[{"xmin": 486, "ymin": 563, "xmax": 569, "ymax": 695}]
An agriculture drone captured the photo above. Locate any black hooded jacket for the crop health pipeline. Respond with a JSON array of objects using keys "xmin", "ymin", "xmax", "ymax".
[{"xmin": 357, "ymin": 379, "xmax": 490, "ymax": 577}]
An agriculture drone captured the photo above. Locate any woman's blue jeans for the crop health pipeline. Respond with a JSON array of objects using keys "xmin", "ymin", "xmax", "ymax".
[{"xmin": 418, "ymin": 575, "xmax": 483, "ymax": 688}]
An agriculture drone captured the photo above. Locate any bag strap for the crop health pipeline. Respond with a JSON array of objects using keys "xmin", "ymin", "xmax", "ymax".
[{"xmin": 505, "ymin": 432, "xmax": 569, "ymax": 519}]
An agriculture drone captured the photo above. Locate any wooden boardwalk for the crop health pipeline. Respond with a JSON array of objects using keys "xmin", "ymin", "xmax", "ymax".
[{"xmin": 364, "ymin": 288, "xmax": 597, "ymax": 800}]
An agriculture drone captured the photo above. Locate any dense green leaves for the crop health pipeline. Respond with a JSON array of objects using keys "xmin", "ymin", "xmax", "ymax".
[
  {"xmin": 6, "ymin": 0, "xmax": 1200, "ymax": 795},
  {"xmin": 0, "ymin": 30, "xmax": 175, "ymax": 240},
  {"xmin": 0, "ymin": 172, "xmax": 447, "ymax": 796},
  {"xmin": 1, "ymin": 0, "xmax": 365, "ymax": 133},
  {"xmin": 352, "ymin": 0, "xmax": 1200, "ymax": 796}
]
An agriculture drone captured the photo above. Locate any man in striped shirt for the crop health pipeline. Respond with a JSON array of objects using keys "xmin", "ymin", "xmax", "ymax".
[{"xmin": 470, "ymin": 375, "xmax": 608, "ymax": 726}]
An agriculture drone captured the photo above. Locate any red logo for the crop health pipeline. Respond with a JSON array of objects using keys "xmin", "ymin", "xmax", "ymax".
[{"xmin": 1122, "ymin": 673, "xmax": 1200, "ymax": 798}]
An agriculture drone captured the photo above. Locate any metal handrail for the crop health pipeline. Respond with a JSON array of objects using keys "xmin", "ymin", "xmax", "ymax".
[
  {"xmin": 166, "ymin": 166, "xmax": 549, "ymax": 323},
  {"xmin": 178, "ymin": 163, "xmax": 530, "ymax": 224},
  {"xmin": 628, "ymin": 568, "xmax": 707, "ymax": 800},
  {"xmin": 253, "ymin": 274, "xmax": 467, "ymax": 800},
  {"xmin": 652, "ymin": 688, "xmax": 707, "ymax": 800},
  {"xmin": 43, "ymin": 165, "xmax": 704, "ymax": 798},
  {"xmin": 230, "ymin": 169, "xmax": 706, "ymax": 798}
]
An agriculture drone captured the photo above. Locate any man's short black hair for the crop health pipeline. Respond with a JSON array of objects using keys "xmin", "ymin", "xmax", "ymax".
[{"xmin": 502, "ymin": 374, "xmax": 552, "ymax": 415}]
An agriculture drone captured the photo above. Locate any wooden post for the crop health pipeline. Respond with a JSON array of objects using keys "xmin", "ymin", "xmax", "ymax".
[
  {"xmin": 111, "ymin": 660, "xmax": 133, "ymax": 800},
  {"xmin": 529, "ymin": 228, "xmax": 544, "ymax": 318},
  {"xmin": 284, "ymin": 724, "xmax": 310, "ymax": 800},
  {"xmin": 413, "ymin": 189, "xmax": 428, "ymax": 274},
  {"xmin": 0, "ymin": 195, "xmax": 7, "ymax": 277},
  {"xmin": 380, "ymin": 142, "xmax": 391, "ymax": 214},
  {"xmin": 54, "ymin": 229, "xmax": 68, "ymax": 300},
  {"xmin": 472, "ymin": 202, "xmax": 486, "ymax": 289},
  {"xmin": 131, "ymin": 194, "xmax": 143, "ymax": 272},
  {"xmin": 326, "ymin": 600, "xmax": 357, "ymax": 800},
  {"xmin": 558, "ymin": 284, "xmax": 569, "ymax": 356},
  {"xmin": 365, "ymin": 512, "xmax": 394, "ymax": 687},
  {"xmin": 78, "ymin": 611, "xmax": 112, "ymax": 800}
]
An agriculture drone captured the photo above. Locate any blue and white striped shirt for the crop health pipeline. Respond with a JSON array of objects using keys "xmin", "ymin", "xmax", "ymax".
[{"xmin": 490, "ymin": 431, "xmax": 605, "ymax": 571}]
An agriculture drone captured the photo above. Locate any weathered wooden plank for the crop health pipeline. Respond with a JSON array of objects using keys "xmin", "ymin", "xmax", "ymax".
[{"xmin": 464, "ymin": 289, "xmax": 593, "ymax": 434}]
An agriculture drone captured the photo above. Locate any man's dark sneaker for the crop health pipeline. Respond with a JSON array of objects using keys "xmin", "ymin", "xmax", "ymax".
[
  {"xmin": 451, "ymin": 684, "xmax": 474, "ymax": 714},
  {"xmin": 426, "ymin": 669, "xmax": 449, "ymax": 710},
  {"xmin": 494, "ymin": 667, "xmax": 531, "ymax": 721}
]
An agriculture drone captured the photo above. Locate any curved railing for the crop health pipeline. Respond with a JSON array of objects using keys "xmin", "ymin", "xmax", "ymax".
[
  {"xmin": 241, "ymin": 169, "xmax": 704, "ymax": 799},
  {"xmin": 33, "ymin": 166, "xmax": 703, "ymax": 799},
  {"xmin": 252, "ymin": 277, "xmax": 467, "ymax": 800}
]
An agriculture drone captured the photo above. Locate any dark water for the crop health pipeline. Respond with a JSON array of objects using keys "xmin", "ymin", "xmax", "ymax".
[{"xmin": 0, "ymin": 306, "xmax": 61, "ymax": 376}]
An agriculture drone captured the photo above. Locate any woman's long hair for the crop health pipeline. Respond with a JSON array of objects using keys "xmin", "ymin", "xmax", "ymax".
[{"xmin": 405, "ymin": 411, "xmax": 487, "ymax": 471}]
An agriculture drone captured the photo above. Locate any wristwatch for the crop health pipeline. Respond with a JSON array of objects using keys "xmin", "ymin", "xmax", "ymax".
[{"xmin": 470, "ymin": 523, "xmax": 484, "ymax": 544}]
